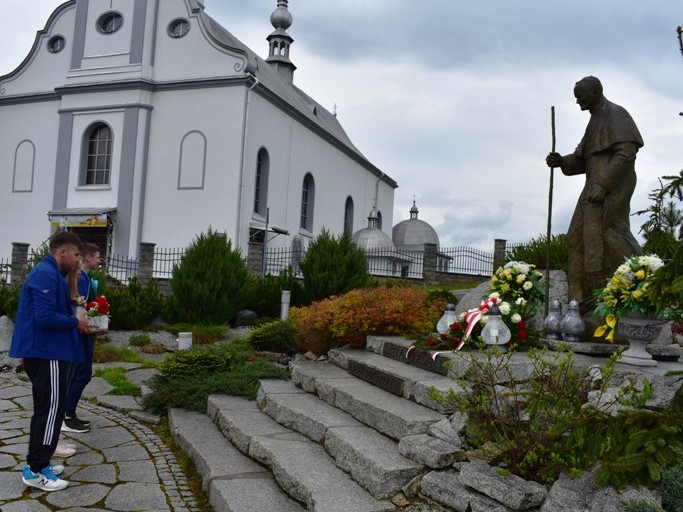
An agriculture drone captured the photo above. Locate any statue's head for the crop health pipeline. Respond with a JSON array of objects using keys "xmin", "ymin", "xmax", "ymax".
[{"xmin": 573, "ymin": 76, "xmax": 604, "ymax": 112}]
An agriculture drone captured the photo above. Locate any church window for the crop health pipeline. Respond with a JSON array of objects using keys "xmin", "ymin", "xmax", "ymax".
[
  {"xmin": 97, "ymin": 12, "xmax": 123, "ymax": 34},
  {"xmin": 168, "ymin": 18, "xmax": 190, "ymax": 38},
  {"xmin": 47, "ymin": 35, "xmax": 66, "ymax": 53},
  {"xmin": 300, "ymin": 173, "xmax": 315, "ymax": 231},
  {"xmin": 343, "ymin": 196, "xmax": 354, "ymax": 235},
  {"xmin": 82, "ymin": 123, "xmax": 112, "ymax": 185},
  {"xmin": 376, "ymin": 210, "xmax": 383, "ymax": 230},
  {"xmin": 254, "ymin": 148, "xmax": 270, "ymax": 216}
]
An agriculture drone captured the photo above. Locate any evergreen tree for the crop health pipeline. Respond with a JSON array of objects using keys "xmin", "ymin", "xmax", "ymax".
[
  {"xmin": 299, "ymin": 229, "xmax": 369, "ymax": 302},
  {"xmin": 168, "ymin": 229, "xmax": 252, "ymax": 324}
]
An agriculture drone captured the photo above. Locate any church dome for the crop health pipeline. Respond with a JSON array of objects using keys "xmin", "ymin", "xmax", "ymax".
[
  {"xmin": 392, "ymin": 201, "xmax": 440, "ymax": 248},
  {"xmin": 351, "ymin": 207, "xmax": 394, "ymax": 250}
]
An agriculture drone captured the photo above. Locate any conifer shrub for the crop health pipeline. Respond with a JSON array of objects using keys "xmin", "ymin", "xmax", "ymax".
[
  {"xmin": 289, "ymin": 285, "xmax": 445, "ymax": 354},
  {"xmin": 129, "ymin": 333, "xmax": 151, "ymax": 347},
  {"xmin": 620, "ymin": 501, "xmax": 665, "ymax": 512},
  {"xmin": 298, "ymin": 229, "xmax": 369, "ymax": 302},
  {"xmin": 106, "ymin": 278, "xmax": 165, "ymax": 330},
  {"xmin": 167, "ymin": 229, "xmax": 253, "ymax": 325},
  {"xmin": 143, "ymin": 339, "xmax": 289, "ymax": 413},
  {"xmin": 0, "ymin": 285, "xmax": 20, "ymax": 320},
  {"xmin": 248, "ymin": 268, "xmax": 307, "ymax": 316},
  {"xmin": 246, "ymin": 320, "xmax": 297, "ymax": 351},
  {"xmin": 662, "ymin": 465, "xmax": 683, "ymax": 512}
]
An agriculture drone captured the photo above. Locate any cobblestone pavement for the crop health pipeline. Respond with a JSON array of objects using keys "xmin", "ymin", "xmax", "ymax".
[{"xmin": 0, "ymin": 373, "xmax": 201, "ymax": 512}]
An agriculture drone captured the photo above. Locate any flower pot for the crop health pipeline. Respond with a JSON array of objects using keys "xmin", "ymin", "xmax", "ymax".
[
  {"xmin": 616, "ymin": 314, "xmax": 663, "ymax": 367},
  {"xmin": 87, "ymin": 315, "xmax": 109, "ymax": 332}
]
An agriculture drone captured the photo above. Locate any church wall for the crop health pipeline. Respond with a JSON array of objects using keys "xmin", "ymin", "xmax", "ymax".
[
  {"xmin": 240, "ymin": 91, "xmax": 395, "ymax": 251},
  {"xmin": 152, "ymin": 1, "xmax": 247, "ymax": 83},
  {"xmin": 140, "ymin": 85, "xmax": 246, "ymax": 250},
  {"xmin": 0, "ymin": 101, "xmax": 62, "ymax": 255}
]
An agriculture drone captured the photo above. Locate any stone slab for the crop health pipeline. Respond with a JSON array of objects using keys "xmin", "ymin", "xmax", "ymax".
[
  {"xmin": 211, "ymin": 405, "xmax": 296, "ymax": 455},
  {"xmin": 169, "ymin": 408, "xmax": 268, "ymax": 492},
  {"xmin": 421, "ymin": 470, "xmax": 513, "ymax": 512},
  {"xmin": 258, "ymin": 384, "xmax": 361, "ymax": 442},
  {"xmin": 328, "ymin": 349, "xmax": 465, "ymax": 412},
  {"xmin": 289, "ymin": 360, "xmax": 354, "ymax": 394},
  {"xmin": 348, "ymin": 358, "xmax": 405, "ymax": 396},
  {"xmin": 313, "ymin": 375, "xmax": 445, "ymax": 440},
  {"xmin": 325, "ymin": 426, "xmax": 425, "ymax": 499},
  {"xmin": 97, "ymin": 394, "xmax": 144, "ymax": 413},
  {"xmin": 248, "ymin": 435, "xmax": 395, "ymax": 512},
  {"xmin": 398, "ymin": 434, "xmax": 463, "ymax": 469},
  {"xmin": 210, "ymin": 478, "xmax": 305, "ymax": 512},
  {"xmin": 81, "ymin": 377, "xmax": 115, "ymax": 399}
]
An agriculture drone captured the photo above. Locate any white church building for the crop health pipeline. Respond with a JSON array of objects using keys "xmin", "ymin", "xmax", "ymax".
[{"xmin": 0, "ymin": 0, "xmax": 396, "ymax": 260}]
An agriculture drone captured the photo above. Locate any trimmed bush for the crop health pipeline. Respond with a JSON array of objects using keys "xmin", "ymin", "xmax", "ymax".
[
  {"xmin": 289, "ymin": 285, "xmax": 445, "ymax": 354},
  {"xmin": 167, "ymin": 229, "xmax": 252, "ymax": 325},
  {"xmin": 248, "ymin": 268, "xmax": 307, "ymax": 316},
  {"xmin": 157, "ymin": 344, "xmax": 237, "ymax": 379},
  {"xmin": 0, "ymin": 285, "xmax": 20, "ymax": 320},
  {"xmin": 107, "ymin": 278, "xmax": 165, "ymax": 330},
  {"xmin": 128, "ymin": 333, "xmax": 151, "ymax": 347},
  {"xmin": 246, "ymin": 320, "xmax": 297, "ymax": 351},
  {"xmin": 299, "ymin": 229, "xmax": 369, "ymax": 302}
]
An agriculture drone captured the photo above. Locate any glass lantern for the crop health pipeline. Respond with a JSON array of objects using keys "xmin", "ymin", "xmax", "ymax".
[
  {"xmin": 436, "ymin": 303, "xmax": 457, "ymax": 334},
  {"xmin": 543, "ymin": 299, "xmax": 564, "ymax": 340},
  {"xmin": 481, "ymin": 303, "xmax": 512, "ymax": 352},
  {"xmin": 560, "ymin": 298, "xmax": 585, "ymax": 342}
]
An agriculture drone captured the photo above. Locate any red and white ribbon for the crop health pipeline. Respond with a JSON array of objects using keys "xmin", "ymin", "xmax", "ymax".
[{"xmin": 463, "ymin": 297, "xmax": 500, "ymax": 338}]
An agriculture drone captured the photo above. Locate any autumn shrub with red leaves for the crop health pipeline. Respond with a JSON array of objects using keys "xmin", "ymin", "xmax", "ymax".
[{"xmin": 289, "ymin": 286, "xmax": 445, "ymax": 355}]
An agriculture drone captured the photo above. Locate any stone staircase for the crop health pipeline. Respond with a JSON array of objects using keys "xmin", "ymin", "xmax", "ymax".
[{"xmin": 169, "ymin": 336, "xmax": 469, "ymax": 511}]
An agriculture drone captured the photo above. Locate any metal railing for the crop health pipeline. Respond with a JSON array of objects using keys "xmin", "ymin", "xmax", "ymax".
[
  {"xmin": 105, "ymin": 254, "xmax": 139, "ymax": 284},
  {"xmin": 436, "ymin": 246, "xmax": 494, "ymax": 275},
  {"xmin": 153, "ymin": 247, "xmax": 185, "ymax": 278},
  {"xmin": 0, "ymin": 258, "xmax": 9, "ymax": 285}
]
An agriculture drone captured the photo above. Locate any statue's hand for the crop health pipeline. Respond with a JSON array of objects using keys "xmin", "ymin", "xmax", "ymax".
[
  {"xmin": 585, "ymin": 183, "xmax": 607, "ymax": 203},
  {"xmin": 546, "ymin": 152, "xmax": 563, "ymax": 168}
]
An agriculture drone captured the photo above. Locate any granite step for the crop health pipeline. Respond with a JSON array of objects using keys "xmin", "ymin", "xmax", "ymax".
[
  {"xmin": 327, "ymin": 347, "xmax": 467, "ymax": 413},
  {"xmin": 168, "ymin": 408, "xmax": 305, "ymax": 512},
  {"xmin": 257, "ymin": 379, "xmax": 426, "ymax": 498},
  {"xmin": 206, "ymin": 393, "xmax": 395, "ymax": 512},
  {"xmin": 290, "ymin": 360, "xmax": 446, "ymax": 440}
]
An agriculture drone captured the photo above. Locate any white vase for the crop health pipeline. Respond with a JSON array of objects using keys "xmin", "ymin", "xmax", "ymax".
[{"xmin": 616, "ymin": 315, "xmax": 663, "ymax": 367}]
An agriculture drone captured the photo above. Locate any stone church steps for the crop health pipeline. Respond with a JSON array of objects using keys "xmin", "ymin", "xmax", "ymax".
[
  {"xmin": 168, "ymin": 408, "xmax": 305, "ymax": 512},
  {"xmin": 206, "ymin": 392, "xmax": 395, "ymax": 512},
  {"xmin": 256, "ymin": 379, "xmax": 426, "ymax": 499},
  {"xmin": 326, "ymin": 347, "xmax": 466, "ymax": 413},
  {"xmin": 289, "ymin": 360, "xmax": 446, "ymax": 440}
]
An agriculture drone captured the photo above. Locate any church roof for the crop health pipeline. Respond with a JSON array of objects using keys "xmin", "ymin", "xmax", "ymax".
[
  {"xmin": 351, "ymin": 207, "xmax": 394, "ymax": 249},
  {"xmin": 198, "ymin": 9, "xmax": 397, "ymax": 188},
  {"xmin": 392, "ymin": 201, "xmax": 440, "ymax": 248}
]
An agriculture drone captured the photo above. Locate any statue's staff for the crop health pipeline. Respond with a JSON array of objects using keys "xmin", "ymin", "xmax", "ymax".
[{"xmin": 544, "ymin": 106, "xmax": 556, "ymax": 318}]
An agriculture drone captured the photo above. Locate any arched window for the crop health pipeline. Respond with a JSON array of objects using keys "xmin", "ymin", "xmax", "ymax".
[
  {"xmin": 254, "ymin": 148, "xmax": 270, "ymax": 216},
  {"xmin": 376, "ymin": 210, "xmax": 383, "ymax": 230},
  {"xmin": 343, "ymin": 196, "xmax": 354, "ymax": 235},
  {"xmin": 300, "ymin": 173, "xmax": 315, "ymax": 231},
  {"xmin": 82, "ymin": 123, "xmax": 112, "ymax": 185}
]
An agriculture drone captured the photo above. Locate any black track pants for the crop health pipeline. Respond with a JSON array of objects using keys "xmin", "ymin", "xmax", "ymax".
[{"xmin": 23, "ymin": 358, "xmax": 68, "ymax": 473}]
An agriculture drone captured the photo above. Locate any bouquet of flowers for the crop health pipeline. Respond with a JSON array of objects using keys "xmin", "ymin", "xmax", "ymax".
[
  {"xmin": 84, "ymin": 295, "xmax": 110, "ymax": 332},
  {"xmin": 410, "ymin": 314, "xmax": 482, "ymax": 352},
  {"xmin": 594, "ymin": 254, "xmax": 676, "ymax": 341},
  {"xmin": 487, "ymin": 261, "xmax": 545, "ymax": 344}
]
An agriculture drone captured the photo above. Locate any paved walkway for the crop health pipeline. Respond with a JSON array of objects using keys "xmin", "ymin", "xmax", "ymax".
[{"xmin": 0, "ymin": 372, "xmax": 201, "ymax": 512}]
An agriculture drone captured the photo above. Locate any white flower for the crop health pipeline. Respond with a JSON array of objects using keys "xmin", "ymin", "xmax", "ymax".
[
  {"xmin": 511, "ymin": 313, "xmax": 522, "ymax": 323},
  {"xmin": 480, "ymin": 315, "xmax": 489, "ymax": 325},
  {"xmin": 499, "ymin": 302, "xmax": 511, "ymax": 315},
  {"xmin": 458, "ymin": 312, "xmax": 466, "ymax": 322},
  {"xmin": 488, "ymin": 292, "xmax": 500, "ymax": 299},
  {"xmin": 523, "ymin": 281, "xmax": 533, "ymax": 291},
  {"xmin": 515, "ymin": 297, "xmax": 527, "ymax": 306},
  {"xmin": 639, "ymin": 255, "xmax": 663, "ymax": 271}
]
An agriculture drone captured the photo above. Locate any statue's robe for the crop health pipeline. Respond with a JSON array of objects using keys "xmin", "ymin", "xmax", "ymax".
[{"xmin": 560, "ymin": 99, "xmax": 644, "ymax": 304}]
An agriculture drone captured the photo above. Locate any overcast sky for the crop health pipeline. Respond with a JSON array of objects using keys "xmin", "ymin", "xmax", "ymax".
[{"xmin": 2, "ymin": 1, "xmax": 682, "ymax": 250}]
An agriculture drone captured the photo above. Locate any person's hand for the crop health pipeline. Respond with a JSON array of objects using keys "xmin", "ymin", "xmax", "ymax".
[
  {"xmin": 76, "ymin": 311, "xmax": 92, "ymax": 334},
  {"xmin": 546, "ymin": 152, "xmax": 563, "ymax": 168},
  {"xmin": 585, "ymin": 182, "xmax": 607, "ymax": 203}
]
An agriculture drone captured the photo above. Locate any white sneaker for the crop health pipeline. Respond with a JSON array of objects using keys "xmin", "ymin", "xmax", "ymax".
[
  {"xmin": 54, "ymin": 441, "xmax": 76, "ymax": 457},
  {"xmin": 22, "ymin": 465, "xmax": 69, "ymax": 492}
]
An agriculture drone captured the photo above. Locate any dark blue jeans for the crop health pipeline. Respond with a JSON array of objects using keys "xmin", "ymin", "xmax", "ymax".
[{"xmin": 65, "ymin": 335, "xmax": 96, "ymax": 418}]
